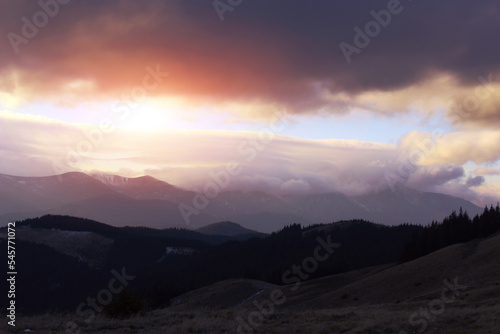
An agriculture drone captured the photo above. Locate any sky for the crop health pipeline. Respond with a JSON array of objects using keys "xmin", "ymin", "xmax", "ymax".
[{"xmin": 0, "ymin": 0, "xmax": 500, "ymax": 206}]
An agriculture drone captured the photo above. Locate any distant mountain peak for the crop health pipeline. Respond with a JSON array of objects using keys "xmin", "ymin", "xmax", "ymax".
[
  {"xmin": 0, "ymin": 171, "xmax": 92, "ymax": 182},
  {"xmin": 92, "ymin": 173, "xmax": 175, "ymax": 188},
  {"xmin": 0, "ymin": 171, "xmax": 483, "ymax": 232},
  {"xmin": 134, "ymin": 175, "xmax": 158, "ymax": 181},
  {"xmin": 59, "ymin": 171, "xmax": 91, "ymax": 177},
  {"xmin": 196, "ymin": 221, "xmax": 266, "ymax": 237}
]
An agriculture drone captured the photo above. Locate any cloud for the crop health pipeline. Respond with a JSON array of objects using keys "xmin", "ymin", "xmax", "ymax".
[
  {"xmin": 471, "ymin": 184, "xmax": 500, "ymax": 207},
  {"xmin": 475, "ymin": 168, "xmax": 500, "ymax": 176},
  {"xmin": 1, "ymin": 0, "xmax": 500, "ymax": 125},
  {"xmin": 466, "ymin": 176, "xmax": 485, "ymax": 187},
  {"xmin": 406, "ymin": 165, "xmax": 465, "ymax": 190},
  {"xmin": 446, "ymin": 74, "xmax": 500, "ymax": 128},
  {"xmin": 399, "ymin": 130, "xmax": 500, "ymax": 166},
  {"xmin": 280, "ymin": 179, "xmax": 311, "ymax": 194},
  {"xmin": 2, "ymin": 111, "xmax": 497, "ymax": 206}
]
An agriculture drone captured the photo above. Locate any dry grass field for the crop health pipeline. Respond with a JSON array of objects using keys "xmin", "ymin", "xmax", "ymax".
[
  {"xmin": 3, "ymin": 233, "xmax": 499, "ymax": 334},
  {"xmin": 3, "ymin": 301, "xmax": 499, "ymax": 334}
]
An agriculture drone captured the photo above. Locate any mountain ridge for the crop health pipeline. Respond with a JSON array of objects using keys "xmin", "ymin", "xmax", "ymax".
[
  {"xmin": 0, "ymin": 172, "xmax": 484, "ymax": 232},
  {"xmin": 196, "ymin": 221, "xmax": 267, "ymax": 237}
]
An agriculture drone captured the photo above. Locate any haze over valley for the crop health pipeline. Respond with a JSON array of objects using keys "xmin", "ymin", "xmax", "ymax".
[{"xmin": 0, "ymin": 171, "xmax": 482, "ymax": 233}]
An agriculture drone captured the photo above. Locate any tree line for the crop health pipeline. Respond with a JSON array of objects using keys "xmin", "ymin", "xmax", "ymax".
[{"xmin": 400, "ymin": 204, "xmax": 500, "ymax": 262}]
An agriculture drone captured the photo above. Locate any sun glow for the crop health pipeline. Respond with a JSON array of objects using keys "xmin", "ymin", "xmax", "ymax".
[
  {"xmin": 118, "ymin": 98, "xmax": 228, "ymax": 131},
  {"xmin": 121, "ymin": 100, "xmax": 173, "ymax": 130}
]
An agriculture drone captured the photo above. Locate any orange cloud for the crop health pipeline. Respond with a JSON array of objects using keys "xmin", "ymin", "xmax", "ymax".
[{"xmin": 1, "ymin": 0, "xmax": 500, "ymax": 125}]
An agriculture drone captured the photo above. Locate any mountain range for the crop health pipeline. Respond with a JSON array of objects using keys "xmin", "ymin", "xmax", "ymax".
[
  {"xmin": 0, "ymin": 214, "xmax": 420, "ymax": 314},
  {"xmin": 0, "ymin": 172, "xmax": 483, "ymax": 232}
]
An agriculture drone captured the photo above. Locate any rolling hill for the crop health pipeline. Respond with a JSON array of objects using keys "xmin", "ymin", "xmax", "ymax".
[
  {"xmin": 165, "ymin": 232, "xmax": 500, "ymax": 333},
  {"xmin": 0, "ymin": 212, "xmax": 498, "ymax": 333}
]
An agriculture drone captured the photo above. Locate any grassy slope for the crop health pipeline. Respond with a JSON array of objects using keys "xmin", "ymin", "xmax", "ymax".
[{"xmin": 3, "ymin": 233, "xmax": 500, "ymax": 334}]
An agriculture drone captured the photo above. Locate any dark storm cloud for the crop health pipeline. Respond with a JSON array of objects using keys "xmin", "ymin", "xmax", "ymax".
[
  {"xmin": 1, "ymin": 0, "xmax": 499, "ymax": 120},
  {"xmin": 407, "ymin": 165, "xmax": 465, "ymax": 189},
  {"xmin": 466, "ymin": 175, "xmax": 485, "ymax": 187}
]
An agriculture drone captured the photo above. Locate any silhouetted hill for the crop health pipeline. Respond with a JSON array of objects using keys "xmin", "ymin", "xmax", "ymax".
[
  {"xmin": 0, "ymin": 238, "xmax": 104, "ymax": 314},
  {"xmin": 17, "ymin": 214, "xmax": 121, "ymax": 237},
  {"xmin": 0, "ymin": 215, "xmax": 419, "ymax": 314},
  {"xmin": 170, "ymin": 230, "xmax": 500, "ymax": 313},
  {"xmin": 400, "ymin": 204, "xmax": 500, "ymax": 262},
  {"xmin": 1, "ymin": 207, "xmax": 497, "ymax": 315},
  {"xmin": 196, "ymin": 221, "xmax": 267, "ymax": 237}
]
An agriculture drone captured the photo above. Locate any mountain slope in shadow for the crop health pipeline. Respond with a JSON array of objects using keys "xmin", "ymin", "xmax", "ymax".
[{"xmin": 170, "ymin": 232, "xmax": 500, "ymax": 311}]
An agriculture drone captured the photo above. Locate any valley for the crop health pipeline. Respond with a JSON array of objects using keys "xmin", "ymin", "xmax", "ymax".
[{"xmin": 0, "ymin": 206, "xmax": 499, "ymax": 333}]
